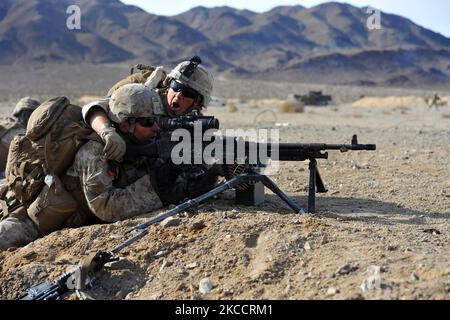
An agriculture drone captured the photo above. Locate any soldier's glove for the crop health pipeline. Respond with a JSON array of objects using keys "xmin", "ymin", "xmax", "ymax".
[
  {"xmin": 153, "ymin": 165, "xmax": 220, "ymax": 206},
  {"xmin": 182, "ymin": 165, "xmax": 220, "ymax": 198},
  {"xmin": 150, "ymin": 164, "xmax": 184, "ymax": 206},
  {"xmin": 144, "ymin": 66, "xmax": 166, "ymax": 89},
  {"xmin": 156, "ymin": 176, "xmax": 188, "ymax": 206},
  {"xmin": 99, "ymin": 125, "xmax": 126, "ymax": 162}
]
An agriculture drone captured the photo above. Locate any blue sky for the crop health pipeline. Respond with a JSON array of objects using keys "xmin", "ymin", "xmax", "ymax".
[{"xmin": 121, "ymin": 0, "xmax": 450, "ymax": 37}]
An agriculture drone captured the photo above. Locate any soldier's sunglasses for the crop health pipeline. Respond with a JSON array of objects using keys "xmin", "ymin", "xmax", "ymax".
[
  {"xmin": 136, "ymin": 117, "xmax": 156, "ymax": 127},
  {"xmin": 170, "ymin": 80, "xmax": 200, "ymax": 100}
]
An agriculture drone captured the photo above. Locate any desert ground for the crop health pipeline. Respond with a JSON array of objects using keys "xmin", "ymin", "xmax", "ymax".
[{"xmin": 0, "ymin": 64, "xmax": 449, "ymax": 300}]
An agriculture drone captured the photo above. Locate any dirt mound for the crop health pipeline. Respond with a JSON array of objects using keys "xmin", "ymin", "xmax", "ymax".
[
  {"xmin": 352, "ymin": 96, "xmax": 450, "ymax": 109},
  {"xmin": 352, "ymin": 96, "xmax": 430, "ymax": 108}
]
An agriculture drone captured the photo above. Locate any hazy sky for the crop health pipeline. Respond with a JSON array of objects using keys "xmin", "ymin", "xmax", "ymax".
[{"xmin": 121, "ymin": 0, "xmax": 450, "ymax": 37}]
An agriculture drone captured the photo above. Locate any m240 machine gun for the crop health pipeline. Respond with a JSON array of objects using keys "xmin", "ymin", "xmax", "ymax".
[{"xmin": 126, "ymin": 114, "xmax": 376, "ymax": 214}]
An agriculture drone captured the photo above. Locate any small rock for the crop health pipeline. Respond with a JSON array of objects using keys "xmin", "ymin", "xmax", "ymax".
[
  {"xmin": 155, "ymin": 250, "xmax": 167, "ymax": 258},
  {"xmin": 225, "ymin": 234, "xmax": 232, "ymax": 240},
  {"xmin": 161, "ymin": 216, "xmax": 181, "ymax": 228},
  {"xmin": 326, "ymin": 287, "xmax": 339, "ymax": 296},
  {"xmin": 361, "ymin": 274, "xmax": 382, "ymax": 292},
  {"xmin": 151, "ymin": 293, "xmax": 163, "ymax": 300},
  {"xmin": 367, "ymin": 265, "xmax": 381, "ymax": 274},
  {"xmin": 22, "ymin": 251, "xmax": 37, "ymax": 260},
  {"xmin": 191, "ymin": 221, "xmax": 206, "ymax": 230},
  {"xmin": 109, "ymin": 234, "xmax": 121, "ymax": 239},
  {"xmin": 199, "ymin": 277, "xmax": 213, "ymax": 294},
  {"xmin": 159, "ymin": 259, "xmax": 172, "ymax": 272},
  {"xmin": 223, "ymin": 288, "xmax": 234, "ymax": 296},
  {"xmin": 423, "ymin": 228, "xmax": 441, "ymax": 235},
  {"xmin": 360, "ymin": 265, "xmax": 388, "ymax": 292},
  {"xmin": 304, "ymin": 242, "xmax": 312, "ymax": 251},
  {"xmin": 125, "ymin": 292, "xmax": 134, "ymax": 300},
  {"xmin": 380, "ymin": 265, "xmax": 389, "ymax": 273},
  {"xmin": 178, "ymin": 270, "xmax": 189, "ymax": 277},
  {"xmin": 352, "ymin": 163, "xmax": 369, "ymax": 170},
  {"xmin": 386, "ymin": 244, "xmax": 398, "ymax": 251},
  {"xmin": 334, "ymin": 263, "xmax": 359, "ymax": 276},
  {"xmin": 56, "ymin": 258, "xmax": 72, "ymax": 265},
  {"xmin": 320, "ymin": 235, "xmax": 329, "ymax": 245},
  {"xmin": 410, "ymin": 272, "xmax": 420, "ymax": 282},
  {"xmin": 186, "ymin": 262, "xmax": 198, "ymax": 270},
  {"xmin": 241, "ymin": 253, "xmax": 250, "ymax": 266},
  {"xmin": 104, "ymin": 257, "xmax": 132, "ymax": 270}
]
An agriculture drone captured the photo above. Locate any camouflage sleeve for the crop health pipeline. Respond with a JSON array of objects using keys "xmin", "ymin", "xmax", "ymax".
[
  {"xmin": 81, "ymin": 97, "xmax": 111, "ymax": 125},
  {"xmin": 1, "ymin": 127, "xmax": 24, "ymax": 147},
  {"xmin": 73, "ymin": 141, "xmax": 163, "ymax": 222}
]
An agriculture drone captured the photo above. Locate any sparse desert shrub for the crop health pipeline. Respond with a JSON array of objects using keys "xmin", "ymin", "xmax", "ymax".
[
  {"xmin": 227, "ymin": 102, "xmax": 238, "ymax": 113},
  {"xmin": 352, "ymin": 113, "xmax": 363, "ymax": 118},
  {"xmin": 278, "ymin": 100, "xmax": 304, "ymax": 113}
]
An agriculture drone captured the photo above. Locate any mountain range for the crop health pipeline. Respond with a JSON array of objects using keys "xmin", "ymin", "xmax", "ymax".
[{"xmin": 1, "ymin": 0, "xmax": 449, "ymax": 87}]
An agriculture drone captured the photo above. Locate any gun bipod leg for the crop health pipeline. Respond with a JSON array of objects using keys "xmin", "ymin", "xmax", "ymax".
[
  {"xmin": 308, "ymin": 159, "xmax": 317, "ymax": 213},
  {"xmin": 256, "ymin": 174, "xmax": 304, "ymax": 214}
]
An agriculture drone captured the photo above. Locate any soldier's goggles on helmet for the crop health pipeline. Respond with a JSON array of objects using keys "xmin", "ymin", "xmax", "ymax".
[
  {"xmin": 135, "ymin": 117, "xmax": 156, "ymax": 127},
  {"xmin": 170, "ymin": 80, "xmax": 200, "ymax": 101}
]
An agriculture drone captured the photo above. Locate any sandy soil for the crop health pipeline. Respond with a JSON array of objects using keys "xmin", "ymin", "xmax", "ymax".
[{"xmin": 0, "ymin": 78, "xmax": 449, "ymax": 300}]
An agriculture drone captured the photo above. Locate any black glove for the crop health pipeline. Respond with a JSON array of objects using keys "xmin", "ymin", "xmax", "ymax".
[
  {"xmin": 152, "ymin": 163, "xmax": 181, "ymax": 189},
  {"xmin": 150, "ymin": 164, "xmax": 187, "ymax": 206},
  {"xmin": 183, "ymin": 165, "xmax": 220, "ymax": 198}
]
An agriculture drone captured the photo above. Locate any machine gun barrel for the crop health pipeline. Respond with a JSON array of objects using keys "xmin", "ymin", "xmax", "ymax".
[
  {"xmin": 268, "ymin": 135, "xmax": 376, "ymax": 161},
  {"xmin": 126, "ymin": 134, "xmax": 376, "ymax": 164}
]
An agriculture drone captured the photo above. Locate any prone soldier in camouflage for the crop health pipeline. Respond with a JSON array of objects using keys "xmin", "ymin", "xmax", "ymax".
[
  {"xmin": 0, "ymin": 84, "xmax": 178, "ymax": 251},
  {"xmin": 0, "ymin": 97, "xmax": 40, "ymax": 178},
  {"xmin": 82, "ymin": 56, "xmax": 214, "ymax": 162}
]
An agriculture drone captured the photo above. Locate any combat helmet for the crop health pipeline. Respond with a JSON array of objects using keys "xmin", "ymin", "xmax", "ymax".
[
  {"xmin": 109, "ymin": 83, "xmax": 162, "ymax": 123},
  {"xmin": 13, "ymin": 97, "xmax": 40, "ymax": 123},
  {"xmin": 164, "ymin": 56, "xmax": 214, "ymax": 107}
]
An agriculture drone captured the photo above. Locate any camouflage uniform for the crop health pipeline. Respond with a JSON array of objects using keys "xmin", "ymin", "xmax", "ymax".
[
  {"xmin": 66, "ymin": 140, "xmax": 163, "ymax": 222},
  {"xmin": 0, "ymin": 98, "xmax": 41, "ymax": 250},
  {"xmin": 0, "ymin": 97, "xmax": 40, "ymax": 178},
  {"xmin": 70, "ymin": 85, "xmax": 165, "ymax": 222},
  {"xmin": 0, "ymin": 216, "xmax": 40, "ymax": 251},
  {"xmin": 82, "ymin": 58, "xmax": 214, "ymax": 125},
  {"xmin": 0, "ymin": 143, "xmax": 164, "ymax": 251}
]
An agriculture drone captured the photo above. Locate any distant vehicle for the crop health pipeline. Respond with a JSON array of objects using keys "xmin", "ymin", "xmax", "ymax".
[
  {"xmin": 288, "ymin": 91, "xmax": 332, "ymax": 106},
  {"xmin": 209, "ymin": 96, "xmax": 226, "ymax": 107}
]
